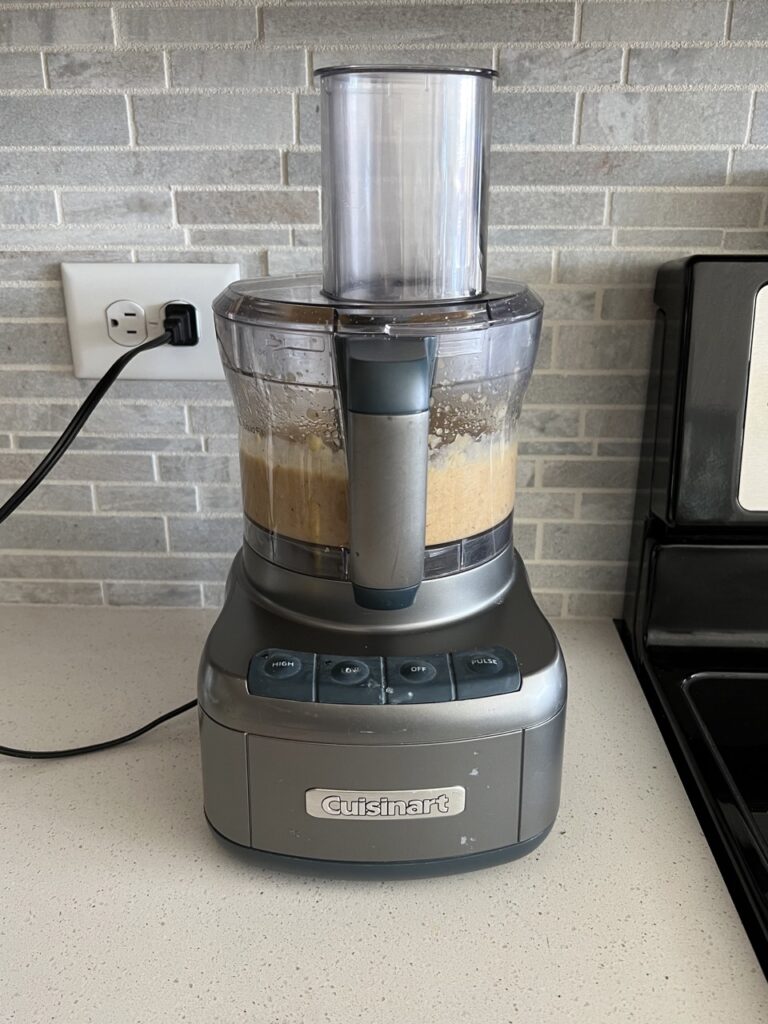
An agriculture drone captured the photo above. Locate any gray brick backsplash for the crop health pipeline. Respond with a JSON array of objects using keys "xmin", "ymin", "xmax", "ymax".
[
  {"xmin": 555, "ymin": 324, "xmax": 653, "ymax": 370},
  {"xmin": 0, "ymin": 151, "xmax": 281, "ymax": 189},
  {"xmin": 0, "ymin": 193, "xmax": 55, "ymax": 227},
  {"xmin": 0, "ymin": 0, "xmax": 764, "ymax": 615},
  {"xmin": 158, "ymin": 454, "xmax": 239, "ymax": 484},
  {"xmin": 0, "ymin": 97, "xmax": 129, "ymax": 148},
  {"xmin": 580, "ymin": 1, "xmax": 726, "ymax": 43},
  {"xmin": 611, "ymin": 191, "xmax": 763, "ymax": 228},
  {"xmin": 491, "ymin": 192, "xmax": 605, "ymax": 226},
  {"xmin": 0, "ymin": 482, "xmax": 92, "ymax": 513},
  {"xmin": 0, "ymin": 580, "xmax": 103, "ymax": 606},
  {"xmin": 117, "ymin": 6, "xmax": 257, "ymax": 45},
  {"xmin": 177, "ymin": 190, "xmax": 319, "ymax": 225},
  {"xmin": 47, "ymin": 52, "xmax": 166, "ymax": 90},
  {"xmin": 171, "ymin": 49, "xmax": 306, "ymax": 88},
  {"xmin": 286, "ymin": 152, "xmax": 321, "ymax": 187},
  {"xmin": 95, "ymin": 485, "xmax": 197, "ymax": 514},
  {"xmin": 599, "ymin": 287, "xmax": 656, "ymax": 322},
  {"xmin": 629, "ymin": 46, "xmax": 768, "ymax": 86},
  {"xmin": 168, "ymin": 515, "xmax": 241, "ymax": 553},
  {"xmin": 519, "ymin": 408, "xmax": 581, "ymax": 439},
  {"xmin": 0, "ymin": 7, "xmax": 112, "ymax": 47},
  {"xmin": 104, "ymin": 582, "xmax": 202, "ymax": 608},
  {"xmin": 60, "ymin": 191, "xmax": 173, "ymax": 226},
  {"xmin": 0, "ymin": 285, "xmax": 64, "ymax": 319},
  {"xmin": 0, "ymin": 54, "xmax": 44, "ymax": 89},
  {"xmin": 731, "ymin": 1, "xmax": 768, "ymax": 41},
  {"xmin": 493, "ymin": 94, "xmax": 576, "ymax": 145},
  {"xmin": 0, "ymin": 324, "xmax": 71, "ymax": 366},
  {"xmin": 541, "ymin": 458, "xmax": 639, "ymax": 489},
  {"xmin": 499, "ymin": 47, "xmax": 621, "ymax": 86},
  {"xmin": 584, "ymin": 407, "xmax": 645, "ymax": 438},
  {"xmin": 187, "ymin": 405, "xmax": 239, "ymax": 435},
  {"xmin": 491, "ymin": 150, "xmax": 728, "ymax": 188},
  {"xmin": 730, "ymin": 150, "xmax": 768, "ymax": 186},
  {"xmin": 0, "ymin": 451, "xmax": 154, "ymax": 483},
  {"xmin": 749, "ymin": 94, "xmax": 768, "ymax": 144},
  {"xmin": 197, "ymin": 485, "xmax": 241, "ymax": 513},
  {"xmin": 202, "ymin": 582, "xmax": 226, "ymax": 608},
  {"xmin": 133, "ymin": 95, "xmax": 293, "ymax": 146},
  {"xmin": 535, "ymin": 287, "xmax": 597, "ymax": 321},
  {"xmin": 541, "ymin": 522, "xmax": 632, "ymax": 562},
  {"xmin": 581, "ymin": 92, "xmax": 750, "ymax": 146},
  {"xmin": 265, "ymin": 4, "xmax": 574, "ymax": 44},
  {"xmin": 533, "ymin": 591, "xmax": 565, "ymax": 617},
  {"xmin": 527, "ymin": 372, "xmax": 649, "ymax": 406},
  {"xmin": 613, "ymin": 228, "xmax": 725, "ymax": 250},
  {"xmin": 566, "ymin": 592, "xmax": 624, "ymax": 617},
  {"xmin": 579, "ymin": 491, "xmax": 636, "ymax": 522},
  {"xmin": 490, "ymin": 228, "xmax": 612, "ymax": 248},
  {"xmin": 723, "ymin": 230, "xmax": 768, "ymax": 251},
  {"xmin": 0, "ymin": 513, "xmax": 165, "ymax": 553}
]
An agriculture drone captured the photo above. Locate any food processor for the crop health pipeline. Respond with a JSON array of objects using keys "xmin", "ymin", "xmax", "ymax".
[{"xmin": 199, "ymin": 66, "xmax": 566, "ymax": 873}]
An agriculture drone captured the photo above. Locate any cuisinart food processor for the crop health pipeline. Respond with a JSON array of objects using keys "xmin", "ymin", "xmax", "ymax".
[{"xmin": 199, "ymin": 66, "xmax": 566, "ymax": 873}]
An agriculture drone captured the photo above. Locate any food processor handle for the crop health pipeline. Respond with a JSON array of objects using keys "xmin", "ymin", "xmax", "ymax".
[{"xmin": 337, "ymin": 335, "xmax": 437, "ymax": 610}]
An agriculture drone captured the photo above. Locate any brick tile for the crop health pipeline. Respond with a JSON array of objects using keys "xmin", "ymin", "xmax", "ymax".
[
  {"xmin": 541, "ymin": 458, "xmax": 639, "ymax": 488},
  {"xmin": 47, "ymin": 51, "xmax": 165, "ymax": 89},
  {"xmin": 0, "ymin": 451, "xmax": 154, "ymax": 483},
  {"xmin": 731, "ymin": 0, "xmax": 768, "ymax": 41},
  {"xmin": 0, "ymin": 284, "xmax": 64, "ymax": 318},
  {"xmin": 177, "ymin": 189, "xmax": 319, "ymax": 225},
  {"xmin": 0, "ymin": 513, "xmax": 165, "ymax": 552},
  {"xmin": 0, "ymin": 323, "xmax": 71, "ymax": 365},
  {"xmin": 556, "ymin": 324, "xmax": 654, "ymax": 369},
  {"xmin": 491, "ymin": 191, "xmax": 605, "ymax": 226},
  {"xmin": 264, "ymin": 4, "xmax": 574, "ymax": 44},
  {"xmin": 0, "ymin": 7, "xmax": 112, "ymax": 46},
  {"xmin": 104, "ymin": 582, "xmax": 202, "ymax": 607},
  {"xmin": 493, "ymin": 93, "xmax": 576, "ymax": 145},
  {"xmin": 611, "ymin": 191, "xmax": 763, "ymax": 228},
  {"xmin": 541, "ymin": 521, "xmax": 632, "ymax": 561},
  {"xmin": 167, "ymin": 515, "xmax": 241, "ymax": 553},
  {"xmin": 581, "ymin": 1, "xmax": 726, "ymax": 42},
  {"xmin": 117, "ymin": 6, "xmax": 257, "ymax": 44},
  {"xmin": 95, "ymin": 485, "xmax": 197, "ymax": 514},
  {"xmin": 171, "ymin": 49, "xmax": 306, "ymax": 88},
  {"xmin": 0, "ymin": 482, "xmax": 92, "ymax": 513},
  {"xmin": 491, "ymin": 150, "xmax": 728, "ymax": 187},
  {"xmin": 0, "ymin": 580, "xmax": 102, "ymax": 605},
  {"xmin": 133, "ymin": 94, "xmax": 292, "ymax": 146},
  {"xmin": 581, "ymin": 92, "xmax": 750, "ymax": 145},
  {"xmin": 0, "ymin": 96, "xmax": 129, "ymax": 147},
  {"xmin": 0, "ymin": 53, "xmax": 44, "ymax": 88},
  {"xmin": 566, "ymin": 591, "xmax": 624, "ymax": 616},
  {"xmin": 629, "ymin": 45, "xmax": 768, "ymax": 85},
  {"xmin": 60, "ymin": 190, "xmax": 173, "ymax": 225},
  {"xmin": 499, "ymin": 46, "xmax": 621, "ymax": 85}
]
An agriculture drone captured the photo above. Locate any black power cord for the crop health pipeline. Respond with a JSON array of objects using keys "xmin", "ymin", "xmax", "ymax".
[{"xmin": 0, "ymin": 303, "xmax": 201, "ymax": 759}]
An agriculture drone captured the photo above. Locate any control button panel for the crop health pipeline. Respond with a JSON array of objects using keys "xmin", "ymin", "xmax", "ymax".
[
  {"xmin": 317, "ymin": 655, "xmax": 385, "ymax": 705},
  {"xmin": 452, "ymin": 647, "xmax": 521, "ymax": 700},
  {"xmin": 247, "ymin": 649, "xmax": 316, "ymax": 701},
  {"xmin": 247, "ymin": 647, "xmax": 521, "ymax": 704},
  {"xmin": 385, "ymin": 654, "xmax": 453, "ymax": 704}
]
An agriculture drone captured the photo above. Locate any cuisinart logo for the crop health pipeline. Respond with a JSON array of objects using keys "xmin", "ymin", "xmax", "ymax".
[{"xmin": 305, "ymin": 787, "xmax": 466, "ymax": 821}]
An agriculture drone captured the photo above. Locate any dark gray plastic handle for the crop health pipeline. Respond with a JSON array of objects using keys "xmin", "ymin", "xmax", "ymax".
[{"xmin": 337, "ymin": 335, "xmax": 437, "ymax": 610}]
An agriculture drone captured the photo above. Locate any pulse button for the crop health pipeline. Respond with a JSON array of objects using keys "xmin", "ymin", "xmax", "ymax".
[
  {"xmin": 452, "ymin": 647, "xmax": 521, "ymax": 700},
  {"xmin": 467, "ymin": 653, "xmax": 504, "ymax": 675}
]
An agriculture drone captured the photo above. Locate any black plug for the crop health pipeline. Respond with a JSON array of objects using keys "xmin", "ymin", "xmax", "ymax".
[{"xmin": 163, "ymin": 302, "xmax": 199, "ymax": 347}]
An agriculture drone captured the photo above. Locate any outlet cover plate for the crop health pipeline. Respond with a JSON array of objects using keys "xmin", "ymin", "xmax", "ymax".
[{"xmin": 61, "ymin": 262, "xmax": 240, "ymax": 380}]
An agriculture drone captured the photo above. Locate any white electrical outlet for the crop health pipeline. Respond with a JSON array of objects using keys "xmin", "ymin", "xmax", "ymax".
[{"xmin": 61, "ymin": 262, "xmax": 241, "ymax": 380}]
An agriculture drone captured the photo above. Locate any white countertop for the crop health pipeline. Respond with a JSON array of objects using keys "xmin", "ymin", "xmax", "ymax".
[{"xmin": 0, "ymin": 607, "xmax": 765, "ymax": 1023}]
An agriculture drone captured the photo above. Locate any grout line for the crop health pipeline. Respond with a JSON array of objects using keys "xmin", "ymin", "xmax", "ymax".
[
  {"xmin": 744, "ymin": 91, "xmax": 758, "ymax": 145},
  {"xmin": 162, "ymin": 50, "xmax": 172, "ymax": 90},
  {"xmin": 125, "ymin": 95, "xmax": 138, "ymax": 148},
  {"xmin": 602, "ymin": 191, "xmax": 613, "ymax": 227},
  {"xmin": 52, "ymin": 189, "xmax": 63, "ymax": 225},
  {"xmin": 304, "ymin": 46, "xmax": 313, "ymax": 89},
  {"xmin": 39, "ymin": 51, "xmax": 50, "ymax": 91},
  {"xmin": 725, "ymin": 147, "xmax": 736, "ymax": 185},
  {"xmin": 572, "ymin": 92, "xmax": 583, "ymax": 146},
  {"xmin": 572, "ymin": 1, "xmax": 583, "ymax": 45},
  {"xmin": 255, "ymin": 4, "xmax": 264, "ymax": 44},
  {"xmin": 279, "ymin": 148, "xmax": 289, "ymax": 185},
  {"xmin": 109, "ymin": 6, "xmax": 120, "ymax": 48},
  {"xmin": 491, "ymin": 44, "xmax": 500, "ymax": 73},
  {"xmin": 162, "ymin": 516, "xmax": 171, "ymax": 554},
  {"xmin": 724, "ymin": 1, "xmax": 735, "ymax": 43},
  {"xmin": 291, "ymin": 92, "xmax": 300, "ymax": 146},
  {"xmin": 169, "ymin": 189, "xmax": 179, "ymax": 228},
  {"xmin": 620, "ymin": 48, "xmax": 630, "ymax": 86}
]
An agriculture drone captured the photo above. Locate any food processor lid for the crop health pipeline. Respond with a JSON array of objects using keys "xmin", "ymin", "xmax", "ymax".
[{"xmin": 213, "ymin": 274, "xmax": 543, "ymax": 330}]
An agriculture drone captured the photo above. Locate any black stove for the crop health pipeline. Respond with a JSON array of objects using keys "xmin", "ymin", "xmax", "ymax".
[{"xmin": 623, "ymin": 257, "xmax": 768, "ymax": 978}]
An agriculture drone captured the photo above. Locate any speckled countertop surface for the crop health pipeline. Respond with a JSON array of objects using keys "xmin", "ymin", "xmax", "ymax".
[{"xmin": 0, "ymin": 607, "xmax": 765, "ymax": 1022}]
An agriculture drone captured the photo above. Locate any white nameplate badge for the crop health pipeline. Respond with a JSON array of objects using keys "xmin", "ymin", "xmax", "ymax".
[
  {"xmin": 305, "ymin": 787, "xmax": 466, "ymax": 821},
  {"xmin": 739, "ymin": 284, "xmax": 768, "ymax": 512}
]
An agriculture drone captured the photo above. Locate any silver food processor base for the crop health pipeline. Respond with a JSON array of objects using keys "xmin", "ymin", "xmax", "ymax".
[{"xmin": 198, "ymin": 548, "xmax": 566, "ymax": 877}]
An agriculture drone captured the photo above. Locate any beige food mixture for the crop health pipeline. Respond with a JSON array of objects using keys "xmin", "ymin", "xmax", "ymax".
[{"xmin": 240, "ymin": 428, "xmax": 515, "ymax": 548}]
